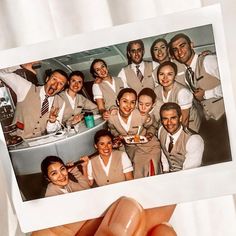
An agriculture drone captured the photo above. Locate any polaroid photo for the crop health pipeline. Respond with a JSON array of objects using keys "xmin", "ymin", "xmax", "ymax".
[{"xmin": 0, "ymin": 4, "xmax": 236, "ymax": 233}]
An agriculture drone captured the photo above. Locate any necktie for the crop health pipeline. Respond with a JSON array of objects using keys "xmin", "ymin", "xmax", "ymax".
[
  {"xmin": 136, "ymin": 65, "xmax": 143, "ymax": 82},
  {"xmin": 168, "ymin": 136, "xmax": 174, "ymax": 153},
  {"xmin": 41, "ymin": 95, "xmax": 49, "ymax": 116},
  {"xmin": 185, "ymin": 66, "xmax": 196, "ymax": 92}
]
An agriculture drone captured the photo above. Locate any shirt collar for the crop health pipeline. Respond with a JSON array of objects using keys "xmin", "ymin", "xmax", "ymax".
[
  {"xmin": 168, "ymin": 125, "xmax": 183, "ymax": 142},
  {"xmin": 189, "ymin": 54, "xmax": 198, "ymax": 71}
]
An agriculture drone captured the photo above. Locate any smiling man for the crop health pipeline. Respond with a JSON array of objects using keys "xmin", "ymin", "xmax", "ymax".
[
  {"xmin": 118, "ymin": 39, "xmax": 155, "ymax": 94},
  {"xmin": 158, "ymin": 102, "xmax": 204, "ymax": 173},
  {"xmin": 169, "ymin": 33, "xmax": 224, "ymax": 121},
  {"xmin": 0, "ymin": 66, "xmax": 68, "ymax": 138}
]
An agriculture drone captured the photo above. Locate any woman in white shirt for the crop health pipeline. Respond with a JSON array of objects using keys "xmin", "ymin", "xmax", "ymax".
[
  {"xmin": 91, "ymin": 59, "xmax": 125, "ymax": 114},
  {"xmin": 47, "ymin": 71, "xmax": 98, "ymax": 132},
  {"xmin": 154, "ymin": 61, "xmax": 201, "ymax": 132},
  {"xmin": 81, "ymin": 129, "xmax": 134, "ymax": 187}
]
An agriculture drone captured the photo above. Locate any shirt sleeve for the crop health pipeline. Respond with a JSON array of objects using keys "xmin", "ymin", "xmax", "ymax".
[
  {"xmin": 177, "ymin": 88, "xmax": 193, "ymax": 110},
  {"xmin": 203, "ymin": 55, "xmax": 223, "ymax": 99},
  {"xmin": 121, "ymin": 152, "xmax": 133, "ymax": 173},
  {"xmin": 92, "ymin": 83, "xmax": 103, "ymax": 100},
  {"xmin": 160, "ymin": 150, "xmax": 170, "ymax": 172},
  {"xmin": 87, "ymin": 160, "xmax": 94, "ymax": 180},
  {"xmin": 118, "ymin": 68, "xmax": 128, "ymax": 87},
  {"xmin": 183, "ymin": 134, "xmax": 204, "ymax": 169},
  {"xmin": 0, "ymin": 66, "xmax": 32, "ymax": 102}
]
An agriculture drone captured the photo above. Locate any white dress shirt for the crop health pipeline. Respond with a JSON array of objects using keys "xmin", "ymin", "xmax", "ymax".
[
  {"xmin": 87, "ymin": 152, "xmax": 133, "ymax": 180},
  {"xmin": 158, "ymin": 126, "xmax": 204, "ymax": 172},
  {"xmin": 190, "ymin": 54, "xmax": 222, "ymax": 99},
  {"xmin": 0, "ymin": 65, "xmax": 65, "ymax": 133}
]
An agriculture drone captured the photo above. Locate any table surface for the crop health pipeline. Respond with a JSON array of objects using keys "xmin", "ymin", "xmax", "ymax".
[{"xmin": 9, "ymin": 117, "xmax": 107, "ymax": 175}]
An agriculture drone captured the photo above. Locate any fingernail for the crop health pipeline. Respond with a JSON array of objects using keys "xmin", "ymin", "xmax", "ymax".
[{"xmin": 108, "ymin": 197, "xmax": 143, "ymax": 236}]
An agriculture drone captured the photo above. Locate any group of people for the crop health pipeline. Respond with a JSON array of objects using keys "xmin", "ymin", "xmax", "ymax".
[{"xmin": 0, "ymin": 32, "xmax": 225, "ymax": 235}]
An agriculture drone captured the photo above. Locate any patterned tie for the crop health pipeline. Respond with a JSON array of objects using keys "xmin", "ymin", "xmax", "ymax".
[
  {"xmin": 168, "ymin": 136, "xmax": 174, "ymax": 153},
  {"xmin": 185, "ymin": 66, "xmax": 196, "ymax": 92},
  {"xmin": 41, "ymin": 95, "xmax": 49, "ymax": 116},
  {"xmin": 136, "ymin": 65, "xmax": 143, "ymax": 82}
]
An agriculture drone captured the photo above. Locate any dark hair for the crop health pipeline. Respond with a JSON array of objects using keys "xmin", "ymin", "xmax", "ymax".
[
  {"xmin": 150, "ymin": 38, "xmax": 168, "ymax": 62},
  {"xmin": 138, "ymin": 88, "xmax": 156, "ymax": 104},
  {"xmin": 160, "ymin": 102, "xmax": 182, "ymax": 118},
  {"xmin": 117, "ymin": 88, "xmax": 137, "ymax": 103},
  {"xmin": 169, "ymin": 33, "xmax": 192, "ymax": 57},
  {"xmin": 89, "ymin": 59, "xmax": 108, "ymax": 78},
  {"xmin": 126, "ymin": 40, "xmax": 145, "ymax": 64},
  {"xmin": 94, "ymin": 129, "xmax": 114, "ymax": 144},
  {"xmin": 69, "ymin": 70, "xmax": 85, "ymax": 83},
  {"xmin": 156, "ymin": 61, "xmax": 178, "ymax": 79},
  {"xmin": 49, "ymin": 69, "xmax": 69, "ymax": 80},
  {"xmin": 41, "ymin": 156, "xmax": 65, "ymax": 179}
]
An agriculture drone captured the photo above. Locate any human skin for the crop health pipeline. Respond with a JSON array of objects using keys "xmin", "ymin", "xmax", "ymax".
[
  {"xmin": 160, "ymin": 109, "xmax": 182, "ymax": 135},
  {"xmin": 153, "ymin": 41, "xmax": 169, "ymax": 64},
  {"xmin": 44, "ymin": 72, "xmax": 67, "ymax": 97},
  {"xmin": 170, "ymin": 37, "xmax": 194, "ymax": 66},
  {"xmin": 158, "ymin": 64, "xmax": 190, "ymax": 128},
  {"xmin": 128, "ymin": 43, "xmax": 144, "ymax": 65},
  {"xmin": 117, "ymin": 92, "xmax": 136, "ymax": 122},
  {"xmin": 31, "ymin": 198, "xmax": 176, "ymax": 236},
  {"xmin": 138, "ymin": 95, "xmax": 154, "ymax": 116}
]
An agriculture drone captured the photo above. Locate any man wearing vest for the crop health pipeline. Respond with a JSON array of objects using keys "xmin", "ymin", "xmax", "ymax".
[
  {"xmin": 169, "ymin": 33, "xmax": 224, "ymax": 121},
  {"xmin": 158, "ymin": 102, "xmax": 204, "ymax": 173},
  {"xmin": 118, "ymin": 39, "xmax": 155, "ymax": 94},
  {"xmin": 0, "ymin": 66, "xmax": 68, "ymax": 139}
]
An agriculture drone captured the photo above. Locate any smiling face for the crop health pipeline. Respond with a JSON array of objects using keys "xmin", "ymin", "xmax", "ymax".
[
  {"xmin": 47, "ymin": 162, "xmax": 69, "ymax": 187},
  {"xmin": 69, "ymin": 75, "xmax": 83, "ymax": 93},
  {"xmin": 158, "ymin": 65, "xmax": 176, "ymax": 89},
  {"xmin": 95, "ymin": 135, "xmax": 113, "ymax": 158},
  {"xmin": 128, "ymin": 43, "xmax": 144, "ymax": 65},
  {"xmin": 138, "ymin": 95, "xmax": 154, "ymax": 115},
  {"xmin": 153, "ymin": 41, "xmax": 169, "ymax": 63},
  {"xmin": 171, "ymin": 37, "xmax": 194, "ymax": 65},
  {"xmin": 44, "ymin": 72, "xmax": 67, "ymax": 96},
  {"xmin": 93, "ymin": 61, "xmax": 109, "ymax": 79},
  {"xmin": 161, "ymin": 109, "xmax": 182, "ymax": 135},
  {"xmin": 118, "ymin": 92, "xmax": 136, "ymax": 118}
]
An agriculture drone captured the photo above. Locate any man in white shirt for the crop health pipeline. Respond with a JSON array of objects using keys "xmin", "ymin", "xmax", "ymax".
[
  {"xmin": 0, "ymin": 66, "xmax": 68, "ymax": 138},
  {"xmin": 158, "ymin": 102, "xmax": 204, "ymax": 172},
  {"xmin": 118, "ymin": 39, "xmax": 155, "ymax": 94},
  {"xmin": 169, "ymin": 33, "xmax": 224, "ymax": 121}
]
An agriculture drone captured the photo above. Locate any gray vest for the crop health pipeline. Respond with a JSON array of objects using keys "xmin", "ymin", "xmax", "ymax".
[
  {"xmin": 14, "ymin": 85, "xmax": 64, "ymax": 138},
  {"xmin": 195, "ymin": 55, "xmax": 225, "ymax": 120},
  {"xmin": 91, "ymin": 150, "xmax": 126, "ymax": 186},
  {"xmin": 98, "ymin": 77, "xmax": 124, "ymax": 110},
  {"xmin": 159, "ymin": 127, "xmax": 191, "ymax": 172},
  {"xmin": 60, "ymin": 91, "xmax": 97, "ymax": 123},
  {"xmin": 124, "ymin": 61, "xmax": 155, "ymax": 93},
  {"xmin": 154, "ymin": 82, "xmax": 201, "ymax": 132}
]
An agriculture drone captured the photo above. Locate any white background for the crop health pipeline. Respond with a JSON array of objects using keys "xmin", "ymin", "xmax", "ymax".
[{"xmin": 0, "ymin": 0, "xmax": 236, "ymax": 235}]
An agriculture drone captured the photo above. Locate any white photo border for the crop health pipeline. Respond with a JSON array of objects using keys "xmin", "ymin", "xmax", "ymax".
[{"xmin": 0, "ymin": 4, "xmax": 236, "ymax": 233}]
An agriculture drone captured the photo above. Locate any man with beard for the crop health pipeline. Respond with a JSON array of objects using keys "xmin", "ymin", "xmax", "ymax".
[
  {"xmin": 0, "ymin": 66, "xmax": 68, "ymax": 138},
  {"xmin": 118, "ymin": 39, "xmax": 155, "ymax": 94},
  {"xmin": 169, "ymin": 33, "xmax": 224, "ymax": 121}
]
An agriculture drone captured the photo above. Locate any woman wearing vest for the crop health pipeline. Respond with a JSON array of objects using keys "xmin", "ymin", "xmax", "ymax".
[
  {"xmin": 46, "ymin": 71, "xmax": 98, "ymax": 132},
  {"xmin": 150, "ymin": 38, "xmax": 187, "ymax": 87},
  {"xmin": 91, "ymin": 58, "xmax": 125, "ymax": 115},
  {"xmin": 41, "ymin": 155, "xmax": 90, "ymax": 197},
  {"xmin": 80, "ymin": 129, "xmax": 133, "ymax": 187},
  {"xmin": 106, "ymin": 88, "xmax": 160, "ymax": 179},
  {"xmin": 154, "ymin": 61, "xmax": 201, "ymax": 133}
]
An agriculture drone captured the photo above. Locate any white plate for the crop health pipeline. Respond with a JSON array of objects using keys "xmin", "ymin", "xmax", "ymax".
[{"xmin": 123, "ymin": 135, "xmax": 148, "ymax": 144}]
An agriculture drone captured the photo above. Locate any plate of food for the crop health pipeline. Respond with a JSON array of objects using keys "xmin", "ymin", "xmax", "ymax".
[
  {"xmin": 6, "ymin": 135, "xmax": 24, "ymax": 147},
  {"xmin": 123, "ymin": 135, "xmax": 148, "ymax": 144}
]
